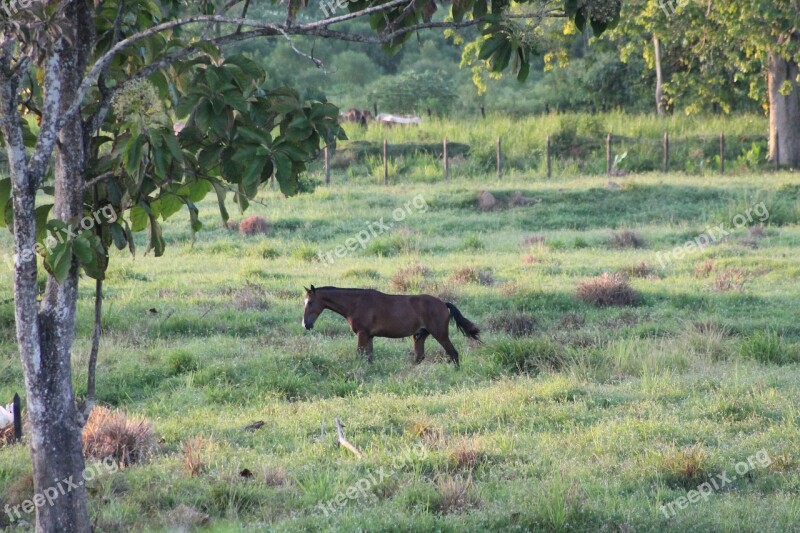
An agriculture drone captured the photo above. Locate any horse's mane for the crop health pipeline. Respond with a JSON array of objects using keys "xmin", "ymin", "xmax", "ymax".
[{"xmin": 315, "ymin": 286, "xmax": 376, "ymax": 292}]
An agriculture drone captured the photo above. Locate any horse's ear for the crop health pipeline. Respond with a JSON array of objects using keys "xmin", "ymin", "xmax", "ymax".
[
  {"xmin": 310, "ymin": 284, "xmax": 316, "ymax": 293},
  {"xmin": 303, "ymin": 286, "xmax": 310, "ymax": 293}
]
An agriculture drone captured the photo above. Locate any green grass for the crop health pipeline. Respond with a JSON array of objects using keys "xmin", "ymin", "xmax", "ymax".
[{"xmin": 2, "ymin": 169, "xmax": 800, "ymax": 531}]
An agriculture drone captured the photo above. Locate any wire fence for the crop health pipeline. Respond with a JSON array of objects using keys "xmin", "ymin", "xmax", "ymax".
[{"xmin": 314, "ymin": 133, "xmax": 774, "ymax": 184}]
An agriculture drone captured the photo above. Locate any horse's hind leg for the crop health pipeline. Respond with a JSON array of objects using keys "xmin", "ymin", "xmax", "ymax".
[
  {"xmin": 431, "ymin": 332, "xmax": 460, "ymax": 369},
  {"xmin": 413, "ymin": 329, "xmax": 429, "ymax": 364}
]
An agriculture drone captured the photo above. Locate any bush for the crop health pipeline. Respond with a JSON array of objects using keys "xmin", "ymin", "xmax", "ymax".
[
  {"xmin": 607, "ymin": 230, "xmax": 645, "ymax": 249},
  {"xmin": 390, "ymin": 264, "xmax": 432, "ymax": 292},
  {"xmin": 576, "ymin": 272, "xmax": 638, "ymax": 307},
  {"xmin": 450, "ymin": 267, "xmax": 494, "ymax": 286},
  {"xmin": 486, "ymin": 310, "xmax": 539, "ymax": 337}
]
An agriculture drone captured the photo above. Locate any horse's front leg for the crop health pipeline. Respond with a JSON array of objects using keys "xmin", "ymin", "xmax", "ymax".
[
  {"xmin": 413, "ymin": 329, "xmax": 429, "ymax": 364},
  {"xmin": 357, "ymin": 331, "xmax": 373, "ymax": 363}
]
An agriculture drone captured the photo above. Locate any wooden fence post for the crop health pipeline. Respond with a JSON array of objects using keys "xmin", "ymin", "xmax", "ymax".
[
  {"xmin": 324, "ymin": 146, "xmax": 331, "ymax": 185},
  {"xmin": 480, "ymin": 106, "xmax": 486, "ymax": 119},
  {"xmin": 13, "ymin": 392, "xmax": 21, "ymax": 442},
  {"xmin": 719, "ymin": 133, "xmax": 725, "ymax": 174},
  {"xmin": 546, "ymin": 135, "xmax": 552, "ymax": 179},
  {"xmin": 443, "ymin": 137, "xmax": 449, "ymax": 182},
  {"xmin": 663, "ymin": 131, "xmax": 670, "ymax": 173},
  {"xmin": 496, "ymin": 136, "xmax": 502, "ymax": 179},
  {"xmin": 383, "ymin": 138, "xmax": 388, "ymax": 185},
  {"xmin": 606, "ymin": 133, "xmax": 612, "ymax": 175}
]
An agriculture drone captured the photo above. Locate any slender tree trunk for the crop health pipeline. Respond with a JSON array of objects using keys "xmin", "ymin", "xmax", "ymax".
[
  {"xmin": 1, "ymin": 2, "xmax": 94, "ymax": 530},
  {"xmin": 768, "ymin": 50, "xmax": 800, "ymax": 168},
  {"xmin": 653, "ymin": 35, "xmax": 666, "ymax": 117}
]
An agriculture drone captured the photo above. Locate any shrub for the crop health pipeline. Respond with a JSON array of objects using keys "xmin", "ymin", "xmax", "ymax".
[
  {"xmin": 659, "ymin": 444, "xmax": 709, "ymax": 489},
  {"xmin": 607, "ymin": 230, "xmax": 645, "ymax": 249},
  {"xmin": 738, "ymin": 329, "xmax": 800, "ymax": 365},
  {"xmin": 83, "ymin": 406, "xmax": 155, "ymax": 467},
  {"xmin": 711, "ymin": 268, "xmax": 749, "ymax": 292},
  {"xmin": 232, "ymin": 282, "xmax": 270, "ymax": 311},
  {"xmin": 238, "ymin": 215, "xmax": 272, "ymax": 236},
  {"xmin": 693, "ymin": 259, "xmax": 714, "ymax": 278},
  {"xmin": 461, "ymin": 234, "xmax": 485, "ymax": 251},
  {"xmin": 523, "ymin": 234, "xmax": 545, "ymax": 247},
  {"xmin": 618, "ymin": 261, "xmax": 654, "ymax": 278},
  {"xmin": 167, "ymin": 350, "xmax": 199, "ymax": 375},
  {"xmin": 490, "ymin": 337, "xmax": 566, "ymax": 374},
  {"xmin": 450, "ymin": 267, "xmax": 494, "ymax": 286},
  {"xmin": 390, "ymin": 264, "xmax": 432, "ymax": 292},
  {"xmin": 181, "ymin": 436, "xmax": 214, "ymax": 477},
  {"xmin": 486, "ymin": 310, "xmax": 539, "ymax": 337},
  {"xmin": 435, "ymin": 475, "xmax": 481, "ymax": 514},
  {"xmin": 576, "ymin": 272, "xmax": 638, "ymax": 307}
]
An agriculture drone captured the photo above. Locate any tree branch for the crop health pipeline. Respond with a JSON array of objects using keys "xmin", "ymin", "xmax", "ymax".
[
  {"xmin": 0, "ymin": 41, "xmax": 30, "ymax": 189},
  {"xmin": 66, "ymin": 1, "xmax": 567, "ymax": 136},
  {"xmin": 27, "ymin": 41, "xmax": 63, "ymax": 188}
]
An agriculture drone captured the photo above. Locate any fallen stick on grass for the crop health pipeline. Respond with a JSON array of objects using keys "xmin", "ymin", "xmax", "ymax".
[{"xmin": 335, "ymin": 417, "xmax": 362, "ymax": 458}]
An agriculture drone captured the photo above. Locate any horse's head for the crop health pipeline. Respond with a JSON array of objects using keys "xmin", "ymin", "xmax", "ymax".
[{"xmin": 302, "ymin": 285, "xmax": 322, "ymax": 330}]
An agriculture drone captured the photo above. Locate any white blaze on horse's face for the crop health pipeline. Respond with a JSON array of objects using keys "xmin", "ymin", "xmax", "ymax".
[{"xmin": 302, "ymin": 297, "xmax": 315, "ymax": 330}]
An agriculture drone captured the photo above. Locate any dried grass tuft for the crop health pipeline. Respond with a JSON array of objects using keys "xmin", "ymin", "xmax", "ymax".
[
  {"xmin": 181, "ymin": 436, "xmax": 215, "ymax": 477},
  {"xmin": 238, "ymin": 215, "xmax": 272, "ymax": 236},
  {"xmin": 608, "ymin": 230, "xmax": 646, "ymax": 249},
  {"xmin": 82, "ymin": 406, "xmax": 155, "ymax": 467},
  {"xmin": 693, "ymin": 259, "xmax": 715, "ymax": 278},
  {"xmin": 436, "ymin": 475, "xmax": 481, "ymax": 514},
  {"xmin": 712, "ymin": 268, "xmax": 750, "ymax": 292},
  {"xmin": 450, "ymin": 267, "xmax": 494, "ymax": 286},
  {"xmin": 576, "ymin": 272, "xmax": 638, "ymax": 307},
  {"xmin": 486, "ymin": 310, "xmax": 538, "ymax": 337},
  {"xmin": 390, "ymin": 264, "xmax": 432, "ymax": 292}
]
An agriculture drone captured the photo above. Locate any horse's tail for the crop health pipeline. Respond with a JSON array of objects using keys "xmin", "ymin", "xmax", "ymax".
[{"xmin": 446, "ymin": 303, "xmax": 481, "ymax": 341}]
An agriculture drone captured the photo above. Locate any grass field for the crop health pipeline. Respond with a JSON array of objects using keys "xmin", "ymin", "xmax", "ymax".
[{"xmin": 2, "ymin": 169, "xmax": 800, "ymax": 531}]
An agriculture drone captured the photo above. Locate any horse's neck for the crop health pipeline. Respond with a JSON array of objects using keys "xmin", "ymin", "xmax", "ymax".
[{"xmin": 321, "ymin": 291, "xmax": 358, "ymax": 318}]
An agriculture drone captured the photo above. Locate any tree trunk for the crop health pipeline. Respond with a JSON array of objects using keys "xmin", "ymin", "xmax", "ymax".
[
  {"xmin": 653, "ymin": 35, "xmax": 667, "ymax": 116},
  {"xmin": 767, "ymin": 34, "xmax": 800, "ymax": 168},
  {"xmin": 1, "ymin": 2, "xmax": 94, "ymax": 530},
  {"xmin": 768, "ymin": 47, "xmax": 800, "ymax": 168}
]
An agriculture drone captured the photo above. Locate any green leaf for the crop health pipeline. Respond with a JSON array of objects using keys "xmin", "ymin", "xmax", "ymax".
[
  {"xmin": 146, "ymin": 214, "xmax": 166, "ymax": 257},
  {"xmin": 238, "ymin": 126, "xmax": 272, "ymax": 145},
  {"xmin": 194, "ymin": 40, "xmax": 221, "ymax": 61},
  {"xmin": 130, "ymin": 205, "xmax": 149, "ymax": 232},
  {"xmin": 154, "ymin": 194, "xmax": 184, "ymax": 220},
  {"xmin": 517, "ymin": 60, "xmax": 530, "ymax": 82},
  {"xmin": 44, "ymin": 241, "xmax": 73, "ymax": 283},
  {"xmin": 211, "ymin": 181, "xmax": 230, "ymax": 224},
  {"xmin": 109, "ymin": 222, "xmax": 128, "ymax": 250},
  {"xmin": 35, "ymin": 204, "xmax": 53, "ymax": 244},
  {"xmin": 242, "ymin": 157, "xmax": 268, "ymax": 196},
  {"xmin": 0, "ymin": 178, "xmax": 10, "ymax": 229}
]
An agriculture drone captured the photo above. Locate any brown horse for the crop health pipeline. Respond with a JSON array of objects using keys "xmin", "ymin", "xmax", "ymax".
[{"xmin": 302, "ymin": 285, "xmax": 480, "ymax": 369}]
